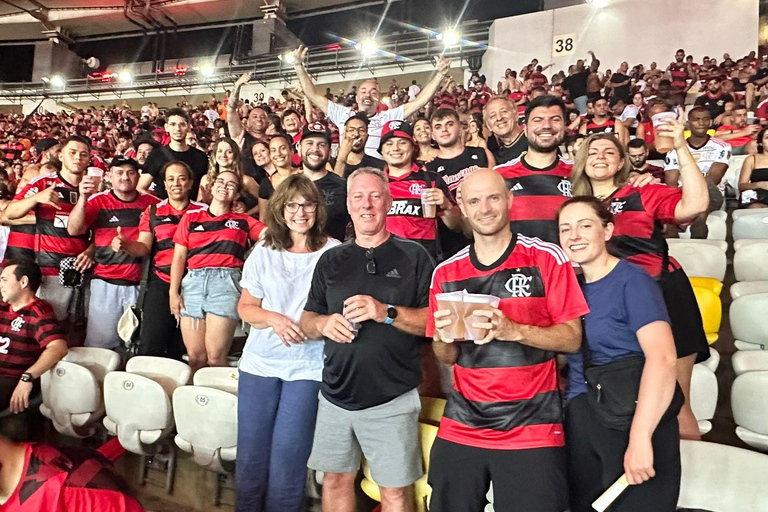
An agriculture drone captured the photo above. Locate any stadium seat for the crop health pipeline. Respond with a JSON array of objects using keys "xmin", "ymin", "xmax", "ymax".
[
  {"xmin": 668, "ymin": 243, "xmax": 726, "ymax": 281},
  {"xmin": 733, "ymin": 238, "xmax": 768, "ymax": 251},
  {"xmin": 732, "ymin": 351, "xmax": 768, "ymax": 376},
  {"xmin": 689, "ymin": 277, "xmax": 723, "ymax": 296},
  {"xmin": 103, "ymin": 357, "xmax": 191, "ymax": 455},
  {"xmin": 668, "ymin": 238, "xmax": 728, "ymax": 253},
  {"xmin": 193, "ymin": 367, "xmax": 239, "ymax": 394},
  {"xmin": 722, "ymin": 155, "xmax": 747, "ymax": 195},
  {"xmin": 733, "ymin": 209, "xmax": 768, "ymax": 220},
  {"xmin": 40, "ymin": 347, "xmax": 120, "ymax": 438},
  {"xmin": 692, "ymin": 286, "xmax": 722, "ymax": 344},
  {"xmin": 730, "ymin": 281, "xmax": 768, "ymax": 300},
  {"xmin": 730, "ymin": 293, "xmax": 768, "ymax": 350},
  {"xmin": 360, "ymin": 422, "xmax": 439, "ymax": 512},
  {"xmin": 733, "ymin": 212, "xmax": 768, "ymax": 241},
  {"xmin": 690, "ymin": 364, "xmax": 718, "ymax": 435},
  {"xmin": 677, "ymin": 440, "xmax": 768, "ymax": 510},
  {"xmin": 734, "ymin": 241, "xmax": 768, "ymax": 282},
  {"xmin": 731, "ymin": 372, "xmax": 768, "ymax": 453},
  {"xmin": 419, "ymin": 396, "xmax": 446, "ymax": 426},
  {"xmin": 677, "ymin": 214, "xmax": 727, "ymax": 240},
  {"xmin": 173, "ymin": 385, "xmax": 237, "ymax": 474},
  {"xmin": 701, "ymin": 347, "xmax": 721, "ymax": 373},
  {"xmin": 709, "ymin": 210, "xmax": 727, "ymax": 221}
]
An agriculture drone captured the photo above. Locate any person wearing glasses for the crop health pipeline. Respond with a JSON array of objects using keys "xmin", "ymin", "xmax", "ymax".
[
  {"xmin": 300, "ymin": 167, "xmax": 435, "ymax": 512},
  {"xmin": 170, "ymin": 170, "xmax": 265, "ymax": 372},
  {"xmin": 235, "ymin": 175, "xmax": 339, "ymax": 512}
]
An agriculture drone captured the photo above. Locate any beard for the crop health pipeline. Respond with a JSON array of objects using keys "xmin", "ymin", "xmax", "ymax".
[
  {"xmin": 527, "ymin": 132, "xmax": 564, "ymax": 153},
  {"xmin": 302, "ymin": 154, "xmax": 329, "ymax": 172}
]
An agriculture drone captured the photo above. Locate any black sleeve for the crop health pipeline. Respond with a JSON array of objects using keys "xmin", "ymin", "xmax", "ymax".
[
  {"xmin": 258, "ymin": 178, "xmax": 274, "ymax": 200},
  {"xmin": 413, "ymin": 247, "xmax": 436, "ymax": 308},
  {"xmin": 142, "ymin": 150, "xmax": 163, "ymax": 178},
  {"xmin": 304, "ymin": 252, "xmax": 330, "ymax": 315}
]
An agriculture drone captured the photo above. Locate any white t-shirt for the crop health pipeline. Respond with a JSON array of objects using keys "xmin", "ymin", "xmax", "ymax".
[
  {"xmin": 620, "ymin": 104, "xmax": 640, "ymax": 129},
  {"xmin": 326, "ymin": 101, "xmax": 405, "ymax": 158},
  {"xmin": 664, "ymin": 136, "xmax": 731, "ymax": 193},
  {"xmin": 408, "ymin": 84, "xmax": 421, "ymax": 102},
  {"xmin": 239, "ymin": 238, "xmax": 340, "ymax": 381}
]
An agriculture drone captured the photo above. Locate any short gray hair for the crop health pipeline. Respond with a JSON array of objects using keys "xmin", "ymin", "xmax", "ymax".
[{"xmin": 347, "ymin": 166, "xmax": 390, "ymax": 195}]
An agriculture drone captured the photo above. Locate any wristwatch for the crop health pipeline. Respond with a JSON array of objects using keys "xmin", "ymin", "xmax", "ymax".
[
  {"xmin": 384, "ymin": 305, "xmax": 398, "ymax": 325},
  {"xmin": 20, "ymin": 372, "xmax": 34, "ymax": 383}
]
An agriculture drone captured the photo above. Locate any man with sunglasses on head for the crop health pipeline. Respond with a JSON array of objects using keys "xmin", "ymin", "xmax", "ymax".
[{"xmin": 301, "ymin": 167, "xmax": 435, "ymax": 512}]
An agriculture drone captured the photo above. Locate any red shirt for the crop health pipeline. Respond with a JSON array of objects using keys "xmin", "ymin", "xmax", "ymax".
[
  {"xmin": 173, "ymin": 208, "xmax": 265, "ymax": 270},
  {"xmin": 667, "ymin": 62, "xmax": 689, "ymax": 94},
  {"xmin": 584, "ymin": 117, "xmax": 617, "ymax": 135},
  {"xmin": 0, "ymin": 298, "xmax": 62, "ymax": 379},
  {"xmin": 3, "ymin": 224, "xmax": 36, "ymax": 264},
  {"xmin": 138, "ymin": 200, "xmax": 208, "ymax": 283},
  {"xmin": 716, "ymin": 125, "xmax": 751, "ymax": 147},
  {"xmin": 427, "ymin": 234, "xmax": 589, "ymax": 450}
]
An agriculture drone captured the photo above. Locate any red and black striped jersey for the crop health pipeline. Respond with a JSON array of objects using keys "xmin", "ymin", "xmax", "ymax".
[
  {"xmin": 16, "ymin": 172, "xmax": 89, "ymax": 276},
  {"xmin": 426, "ymin": 234, "xmax": 589, "ymax": 450},
  {"xmin": 173, "ymin": 208, "xmax": 265, "ymax": 270},
  {"xmin": 584, "ymin": 117, "xmax": 617, "ymax": 135},
  {"xmin": 386, "ymin": 164, "xmax": 452, "ymax": 260},
  {"xmin": 0, "ymin": 298, "xmax": 62, "ymax": 379},
  {"xmin": 84, "ymin": 191, "xmax": 160, "ymax": 285},
  {"xmin": 494, "ymin": 155, "xmax": 573, "ymax": 244},
  {"xmin": 3, "ymin": 223, "xmax": 35, "ymax": 264},
  {"xmin": 667, "ymin": 62, "xmax": 689, "ymax": 93},
  {"xmin": 138, "ymin": 200, "xmax": 208, "ymax": 283},
  {"xmin": 604, "ymin": 184, "xmax": 682, "ymax": 278}
]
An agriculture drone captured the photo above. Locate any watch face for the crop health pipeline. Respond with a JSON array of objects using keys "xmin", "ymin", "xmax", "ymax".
[{"xmin": 387, "ymin": 306, "xmax": 398, "ymax": 319}]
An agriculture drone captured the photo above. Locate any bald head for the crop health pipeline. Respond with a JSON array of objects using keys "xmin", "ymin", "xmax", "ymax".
[
  {"xmin": 459, "ymin": 168, "xmax": 512, "ymax": 237},
  {"xmin": 461, "ymin": 168, "xmax": 507, "ymax": 197}
]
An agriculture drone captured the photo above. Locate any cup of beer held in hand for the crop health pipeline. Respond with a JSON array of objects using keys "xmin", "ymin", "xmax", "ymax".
[
  {"xmin": 421, "ymin": 187, "xmax": 437, "ymax": 218},
  {"xmin": 435, "ymin": 291, "xmax": 467, "ymax": 340},
  {"xmin": 463, "ymin": 294, "xmax": 501, "ymax": 341},
  {"xmin": 87, "ymin": 167, "xmax": 104, "ymax": 190},
  {"xmin": 651, "ymin": 112, "xmax": 677, "ymax": 153}
]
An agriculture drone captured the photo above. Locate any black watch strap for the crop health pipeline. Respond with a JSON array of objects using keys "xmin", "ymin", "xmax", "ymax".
[{"xmin": 20, "ymin": 372, "xmax": 33, "ymax": 383}]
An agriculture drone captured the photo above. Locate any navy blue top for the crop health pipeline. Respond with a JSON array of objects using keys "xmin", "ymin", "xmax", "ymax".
[{"xmin": 567, "ymin": 259, "xmax": 670, "ymax": 400}]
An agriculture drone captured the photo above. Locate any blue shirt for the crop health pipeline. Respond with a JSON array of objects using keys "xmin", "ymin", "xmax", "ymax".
[{"xmin": 566, "ymin": 259, "xmax": 670, "ymax": 400}]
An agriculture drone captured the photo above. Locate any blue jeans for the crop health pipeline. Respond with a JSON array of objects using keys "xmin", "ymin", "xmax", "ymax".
[
  {"xmin": 573, "ymin": 95, "xmax": 588, "ymax": 115},
  {"xmin": 236, "ymin": 372, "xmax": 321, "ymax": 512}
]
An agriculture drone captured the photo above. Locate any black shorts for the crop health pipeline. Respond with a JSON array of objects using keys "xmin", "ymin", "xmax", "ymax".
[
  {"xmin": 659, "ymin": 268, "xmax": 710, "ymax": 363},
  {"xmin": 428, "ymin": 437, "xmax": 568, "ymax": 512},
  {"xmin": 731, "ymin": 77, "xmax": 747, "ymax": 92}
]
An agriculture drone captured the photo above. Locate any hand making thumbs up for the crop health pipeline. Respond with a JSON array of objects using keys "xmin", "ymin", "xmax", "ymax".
[{"xmin": 111, "ymin": 226, "xmax": 127, "ymax": 252}]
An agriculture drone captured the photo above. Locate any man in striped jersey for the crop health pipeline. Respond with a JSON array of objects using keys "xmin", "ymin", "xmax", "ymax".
[{"xmin": 427, "ymin": 168, "xmax": 588, "ymax": 512}]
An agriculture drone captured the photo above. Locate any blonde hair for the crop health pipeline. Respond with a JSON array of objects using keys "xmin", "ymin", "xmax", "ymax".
[{"xmin": 570, "ymin": 133, "xmax": 631, "ymax": 197}]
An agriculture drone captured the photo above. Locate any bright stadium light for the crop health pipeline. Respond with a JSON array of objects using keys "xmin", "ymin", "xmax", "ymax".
[
  {"xmin": 438, "ymin": 30, "xmax": 461, "ymax": 47},
  {"xmin": 50, "ymin": 75, "xmax": 65, "ymax": 88},
  {"xmin": 355, "ymin": 39, "xmax": 378, "ymax": 58},
  {"xmin": 118, "ymin": 71, "xmax": 132, "ymax": 83},
  {"xmin": 200, "ymin": 64, "xmax": 215, "ymax": 77},
  {"xmin": 586, "ymin": 0, "xmax": 610, "ymax": 8},
  {"xmin": 280, "ymin": 52, "xmax": 295, "ymax": 65}
]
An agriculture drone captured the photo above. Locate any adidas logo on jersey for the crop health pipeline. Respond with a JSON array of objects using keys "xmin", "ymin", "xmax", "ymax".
[
  {"xmin": 386, "ymin": 268, "xmax": 401, "ymax": 278},
  {"xmin": 109, "ymin": 216, "xmax": 119, "ymax": 222},
  {"xmin": 510, "ymin": 183, "xmax": 523, "ymax": 191},
  {"xmin": 194, "ymin": 225, "xmax": 205, "ymax": 231},
  {"xmin": 161, "ymin": 217, "xmax": 172, "ymax": 222}
]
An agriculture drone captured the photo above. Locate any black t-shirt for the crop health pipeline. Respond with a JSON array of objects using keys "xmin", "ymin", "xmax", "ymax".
[
  {"xmin": 487, "ymin": 133, "xmax": 528, "ymax": 165},
  {"xmin": 610, "ymin": 72, "xmax": 631, "ymax": 101},
  {"xmin": 343, "ymin": 154, "xmax": 386, "ymax": 179},
  {"xmin": 304, "ymin": 236, "xmax": 434, "ymax": 410},
  {"xmin": 311, "ymin": 172, "xmax": 350, "ymax": 242},
  {"xmin": 694, "ymin": 93, "xmax": 734, "ymax": 120},
  {"xmin": 142, "ymin": 145, "xmax": 208, "ymax": 199},
  {"xmin": 561, "ymin": 70, "xmax": 590, "ymax": 99}
]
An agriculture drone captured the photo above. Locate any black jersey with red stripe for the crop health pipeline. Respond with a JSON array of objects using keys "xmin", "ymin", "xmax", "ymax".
[
  {"xmin": 584, "ymin": 117, "xmax": 617, "ymax": 135},
  {"xmin": 83, "ymin": 191, "xmax": 160, "ymax": 285},
  {"xmin": 16, "ymin": 172, "xmax": 89, "ymax": 276},
  {"xmin": 426, "ymin": 234, "xmax": 589, "ymax": 450},
  {"xmin": 386, "ymin": 164, "xmax": 452, "ymax": 260},
  {"xmin": 494, "ymin": 155, "xmax": 573, "ymax": 244},
  {"xmin": 138, "ymin": 200, "xmax": 208, "ymax": 283},
  {"xmin": 174, "ymin": 208, "xmax": 265, "ymax": 270},
  {"xmin": 604, "ymin": 184, "xmax": 682, "ymax": 278},
  {"xmin": 0, "ymin": 298, "xmax": 62, "ymax": 379},
  {"xmin": 667, "ymin": 63, "xmax": 689, "ymax": 94},
  {"xmin": 3, "ymin": 223, "xmax": 36, "ymax": 263}
]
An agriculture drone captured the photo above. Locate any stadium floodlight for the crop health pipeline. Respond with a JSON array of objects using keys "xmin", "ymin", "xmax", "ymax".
[
  {"xmin": 355, "ymin": 39, "xmax": 378, "ymax": 58},
  {"xmin": 586, "ymin": 0, "xmax": 610, "ymax": 7},
  {"xmin": 200, "ymin": 64, "xmax": 215, "ymax": 77},
  {"xmin": 118, "ymin": 71, "xmax": 132, "ymax": 84},
  {"xmin": 50, "ymin": 75, "xmax": 65, "ymax": 88},
  {"xmin": 280, "ymin": 52, "xmax": 295, "ymax": 65},
  {"xmin": 438, "ymin": 30, "xmax": 461, "ymax": 47}
]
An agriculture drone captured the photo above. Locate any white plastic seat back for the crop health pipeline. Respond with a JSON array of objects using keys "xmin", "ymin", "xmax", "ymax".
[
  {"xmin": 678, "ymin": 440, "xmax": 768, "ymax": 510},
  {"xmin": 103, "ymin": 371, "xmax": 174, "ymax": 455},
  {"xmin": 666, "ymin": 238, "xmax": 727, "ymax": 252},
  {"xmin": 125, "ymin": 356, "xmax": 191, "ymax": 396},
  {"xmin": 731, "ymin": 372, "xmax": 768, "ymax": 452},
  {"xmin": 734, "ymin": 242, "xmax": 768, "ymax": 282},
  {"xmin": 709, "ymin": 210, "xmax": 727, "ymax": 221},
  {"xmin": 733, "ymin": 213, "xmax": 768, "ymax": 241},
  {"xmin": 734, "ymin": 238, "xmax": 768, "ymax": 251},
  {"xmin": 40, "ymin": 360, "xmax": 102, "ymax": 438},
  {"xmin": 730, "ymin": 294, "xmax": 768, "ymax": 349},
  {"xmin": 700, "ymin": 347, "xmax": 720, "ymax": 373},
  {"xmin": 722, "ymin": 154, "xmax": 747, "ymax": 194},
  {"xmin": 732, "ymin": 351, "xmax": 768, "ymax": 376},
  {"xmin": 705, "ymin": 213, "xmax": 727, "ymax": 240},
  {"xmin": 733, "ymin": 209, "xmax": 768, "ymax": 220},
  {"xmin": 64, "ymin": 347, "xmax": 121, "ymax": 382},
  {"xmin": 690, "ymin": 365, "xmax": 717, "ymax": 434},
  {"xmin": 193, "ymin": 367, "xmax": 239, "ymax": 394},
  {"xmin": 667, "ymin": 242, "xmax": 727, "ymax": 281},
  {"xmin": 730, "ymin": 281, "xmax": 768, "ymax": 300},
  {"xmin": 173, "ymin": 386, "xmax": 238, "ymax": 472}
]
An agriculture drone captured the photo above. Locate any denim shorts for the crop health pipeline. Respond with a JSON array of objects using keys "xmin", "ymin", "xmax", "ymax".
[{"xmin": 181, "ymin": 267, "xmax": 242, "ymax": 320}]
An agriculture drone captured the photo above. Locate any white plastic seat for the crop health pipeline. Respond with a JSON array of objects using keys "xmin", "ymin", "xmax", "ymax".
[
  {"xmin": 667, "ymin": 242, "xmax": 727, "ymax": 281},
  {"xmin": 733, "ymin": 212, "xmax": 768, "ymax": 241},
  {"xmin": 103, "ymin": 357, "xmax": 191, "ymax": 455},
  {"xmin": 730, "ymin": 293, "xmax": 768, "ymax": 350},
  {"xmin": 732, "ymin": 351, "xmax": 768, "ymax": 376},
  {"xmin": 40, "ymin": 347, "xmax": 120, "ymax": 438},
  {"xmin": 173, "ymin": 386, "xmax": 238, "ymax": 473},
  {"xmin": 731, "ymin": 372, "xmax": 768, "ymax": 453},
  {"xmin": 709, "ymin": 210, "xmax": 727, "ymax": 221},
  {"xmin": 733, "ymin": 209, "xmax": 768, "ymax": 220},
  {"xmin": 193, "ymin": 367, "xmax": 239, "ymax": 394},
  {"xmin": 730, "ymin": 281, "xmax": 768, "ymax": 300},
  {"xmin": 734, "ymin": 238, "xmax": 768, "ymax": 251},
  {"xmin": 690, "ymin": 365, "xmax": 718, "ymax": 435},
  {"xmin": 666, "ymin": 238, "xmax": 727, "ymax": 252},
  {"xmin": 677, "ymin": 214, "xmax": 727, "ymax": 240},
  {"xmin": 678, "ymin": 440, "xmax": 768, "ymax": 510},
  {"xmin": 722, "ymin": 154, "xmax": 747, "ymax": 195},
  {"xmin": 734, "ymin": 242, "xmax": 768, "ymax": 282}
]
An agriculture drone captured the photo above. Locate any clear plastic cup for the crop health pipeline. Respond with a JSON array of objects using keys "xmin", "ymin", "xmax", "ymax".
[
  {"xmin": 463, "ymin": 294, "xmax": 501, "ymax": 341},
  {"xmin": 421, "ymin": 188, "xmax": 437, "ymax": 218},
  {"xmin": 435, "ymin": 291, "xmax": 466, "ymax": 341},
  {"xmin": 343, "ymin": 303, "xmax": 362, "ymax": 337},
  {"xmin": 651, "ymin": 112, "xmax": 677, "ymax": 153},
  {"xmin": 87, "ymin": 167, "xmax": 104, "ymax": 189}
]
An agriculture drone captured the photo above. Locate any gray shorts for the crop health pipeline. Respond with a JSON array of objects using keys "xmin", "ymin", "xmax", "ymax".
[
  {"xmin": 37, "ymin": 275, "xmax": 74, "ymax": 321},
  {"xmin": 307, "ymin": 388, "xmax": 423, "ymax": 488},
  {"xmin": 85, "ymin": 279, "xmax": 139, "ymax": 350}
]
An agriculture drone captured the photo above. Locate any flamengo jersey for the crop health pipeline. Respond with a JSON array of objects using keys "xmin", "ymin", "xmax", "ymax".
[
  {"xmin": 84, "ymin": 191, "xmax": 160, "ymax": 285},
  {"xmin": 1, "ymin": 443, "xmax": 145, "ymax": 512},
  {"xmin": 0, "ymin": 298, "xmax": 62, "ymax": 379},
  {"xmin": 386, "ymin": 164, "xmax": 452, "ymax": 260},
  {"xmin": 4, "ymin": 223, "xmax": 35, "ymax": 263},
  {"xmin": 16, "ymin": 172, "xmax": 89, "ymax": 276},
  {"xmin": 494, "ymin": 155, "xmax": 573, "ymax": 244},
  {"xmin": 173, "ymin": 208, "xmax": 265, "ymax": 270},
  {"xmin": 664, "ymin": 136, "xmax": 731, "ymax": 194},
  {"xmin": 584, "ymin": 117, "xmax": 617, "ymax": 135},
  {"xmin": 138, "ymin": 200, "xmax": 208, "ymax": 283},
  {"xmin": 605, "ymin": 184, "xmax": 682, "ymax": 278},
  {"xmin": 426, "ymin": 234, "xmax": 589, "ymax": 450},
  {"xmin": 668, "ymin": 62, "xmax": 689, "ymax": 94}
]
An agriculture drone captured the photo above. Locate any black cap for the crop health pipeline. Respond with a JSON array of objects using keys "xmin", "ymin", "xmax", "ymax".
[
  {"xmin": 300, "ymin": 122, "xmax": 331, "ymax": 144},
  {"xmin": 378, "ymin": 120, "xmax": 415, "ymax": 153},
  {"xmin": 108, "ymin": 156, "xmax": 140, "ymax": 171},
  {"xmin": 35, "ymin": 138, "xmax": 58, "ymax": 154}
]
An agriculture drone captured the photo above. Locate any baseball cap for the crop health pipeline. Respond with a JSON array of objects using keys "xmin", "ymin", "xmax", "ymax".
[
  {"xmin": 300, "ymin": 122, "xmax": 331, "ymax": 143},
  {"xmin": 378, "ymin": 120, "xmax": 415, "ymax": 153},
  {"xmin": 35, "ymin": 137, "xmax": 58, "ymax": 154},
  {"xmin": 109, "ymin": 156, "xmax": 140, "ymax": 171}
]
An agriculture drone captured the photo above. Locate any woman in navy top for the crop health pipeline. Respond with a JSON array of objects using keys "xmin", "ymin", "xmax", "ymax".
[{"xmin": 558, "ymin": 196, "xmax": 680, "ymax": 512}]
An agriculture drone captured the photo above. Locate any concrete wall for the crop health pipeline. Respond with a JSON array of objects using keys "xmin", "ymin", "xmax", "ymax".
[
  {"xmin": 481, "ymin": 0, "xmax": 759, "ymax": 86},
  {"xmin": 32, "ymin": 41, "xmax": 82, "ymax": 82}
]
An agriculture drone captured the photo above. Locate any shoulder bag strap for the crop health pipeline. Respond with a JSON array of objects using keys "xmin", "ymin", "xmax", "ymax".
[{"xmin": 135, "ymin": 204, "xmax": 157, "ymax": 311}]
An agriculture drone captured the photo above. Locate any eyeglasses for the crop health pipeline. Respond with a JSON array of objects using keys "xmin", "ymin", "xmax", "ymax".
[
  {"xmin": 365, "ymin": 248, "xmax": 376, "ymax": 275},
  {"xmin": 214, "ymin": 179, "xmax": 238, "ymax": 191},
  {"xmin": 285, "ymin": 202, "xmax": 317, "ymax": 213}
]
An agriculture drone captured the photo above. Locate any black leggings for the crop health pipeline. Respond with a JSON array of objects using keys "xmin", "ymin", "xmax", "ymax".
[
  {"xmin": 137, "ymin": 277, "xmax": 186, "ymax": 360},
  {"xmin": 565, "ymin": 394, "xmax": 681, "ymax": 512}
]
